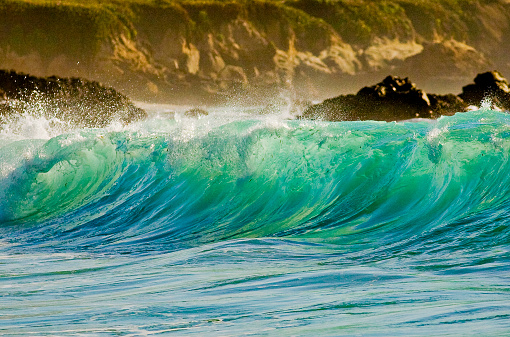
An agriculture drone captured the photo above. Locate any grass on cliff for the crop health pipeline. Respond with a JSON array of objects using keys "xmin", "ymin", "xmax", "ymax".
[
  {"xmin": 0, "ymin": 0, "xmax": 499, "ymax": 51},
  {"xmin": 286, "ymin": 0, "xmax": 492, "ymax": 45}
]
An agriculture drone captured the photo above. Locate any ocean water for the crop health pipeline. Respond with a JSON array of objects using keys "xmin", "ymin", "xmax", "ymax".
[{"xmin": 1, "ymin": 105, "xmax": 510, "ymax": 336}]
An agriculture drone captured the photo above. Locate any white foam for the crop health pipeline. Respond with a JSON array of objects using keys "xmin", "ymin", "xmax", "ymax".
[{"xmin": 426, "ymin": 125, "xmax": 449, "ymax": 142}]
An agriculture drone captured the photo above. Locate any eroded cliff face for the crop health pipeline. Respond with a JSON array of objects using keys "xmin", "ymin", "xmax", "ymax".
[
  {"xmin": 105, "ymin": 2, "xmax": 362, "ymax": 103},
  {"xmin": 0, "ymin": 1, "xmax": 509, "ymax": 104}
]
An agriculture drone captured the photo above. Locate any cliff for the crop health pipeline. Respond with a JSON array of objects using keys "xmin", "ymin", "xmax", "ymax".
[{"xmin": 1, "ymin": 0, "xmax": 509, "ymax": 104}]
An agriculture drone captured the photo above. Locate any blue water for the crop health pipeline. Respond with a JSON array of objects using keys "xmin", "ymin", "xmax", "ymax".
[{"xmin": 1, "ymin": 107, "xmax": 510, "ymax": 336}]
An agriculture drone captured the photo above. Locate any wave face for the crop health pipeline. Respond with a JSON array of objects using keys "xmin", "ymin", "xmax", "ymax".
[{"xmin": 1, "ymin": 109, "xmax": 510, "ymax": 336}]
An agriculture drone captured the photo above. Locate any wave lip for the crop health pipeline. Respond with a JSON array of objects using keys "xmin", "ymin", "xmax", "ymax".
[{"xmin": 1, "ymin": 110, "xmax": 510, "ymax": 253}]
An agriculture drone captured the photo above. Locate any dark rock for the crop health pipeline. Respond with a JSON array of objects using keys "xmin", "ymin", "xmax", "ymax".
[
  {"xmin": 303, "ymin": 76, "xmax": 432, "ymax": 121},
  {"xmin": 302, "ymin": 94, "xmax": 361, "ymax": 121},
  {"xmin": 358, "ymin": 76, "xmax": 432, "ymax": 117},
  {"xmin": 0, "ymin": 70, "xmax": 147, "ymax": 127},
  {"xmin": 302, "ymin": 75, "xmax": 470, "ymax": 121},
  {"xmin": 459, "ymin": 71, "xmax": 510, "ymax": 109},
  {"xmin": 428, "ymin": 94, "xmax": 468, "ymax": 117}
]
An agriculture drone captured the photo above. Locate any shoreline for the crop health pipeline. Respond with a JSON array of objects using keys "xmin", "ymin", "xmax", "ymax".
[{"xmin": 1, "ymin": 69, "xmax": 509, "ymax": 127}]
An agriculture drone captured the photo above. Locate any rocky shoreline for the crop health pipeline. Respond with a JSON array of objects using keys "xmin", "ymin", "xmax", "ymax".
[
  {"xmin": 0, "ymin": 70, "xmax": 146, "ymax": 127},
  {"xmin": 0, "ymin": 69, "xmax": 509, "ymax": 126},
  {"xmin": 302, "ymin": 71, "xmax": 510, "ymax": 122}
]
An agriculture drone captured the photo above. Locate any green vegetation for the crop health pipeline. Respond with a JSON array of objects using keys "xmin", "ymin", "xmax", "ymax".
[
  {"xmin": 0, "ymin": 0, "xmax": 502, "ymax": 60},
  {"xmin": 286, "ymin": 0, "xmax": 412, "ymax": 45},
  {"xmin": 284, "ymin": 0, "xmax": 496, "ymax": 45},
  {"xmin": 0, "ymin": 0, "xmax": 498, "ymax": 49},
  {"xmin": 0, "ymin": 1, "xmax": 134, "ymax": 61}
]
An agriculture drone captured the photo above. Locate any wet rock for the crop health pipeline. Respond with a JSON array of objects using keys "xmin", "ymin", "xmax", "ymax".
[
  {"xmin": 428, "ymin": 93, "xmax": 468, "ymax": 117},
  {"xmin": 358, "ymin": 75, "xmax": 432, "ymax": 118},
  {"xmin": 0, "ymin": 70, "xmax": 147, "ymax": 127},
  {"xmin": 459, "ymin": 71, "xmax": 510, "ymax": 109},
  {"xmin": 303, "ymin": 76, "xmax": 432, "ymax": 121},
  {"xmin": 302, "ymin": 75, "xmax": 469, "ymax": 121}
]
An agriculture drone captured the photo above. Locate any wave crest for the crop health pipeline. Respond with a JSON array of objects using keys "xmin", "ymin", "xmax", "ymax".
[{"xmin": 2, "ymin": 110, "xmax": 510, "ymax": 252}]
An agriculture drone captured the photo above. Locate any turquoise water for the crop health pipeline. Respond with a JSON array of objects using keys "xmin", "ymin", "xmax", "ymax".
[{"xmin": 1, "ymin": 108, "xmax": 510, "ymax": 336}]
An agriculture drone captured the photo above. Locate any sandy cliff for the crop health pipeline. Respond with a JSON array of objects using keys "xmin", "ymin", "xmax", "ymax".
[{"xmin": 0, "ymin": 0, "xmax": 508, "ymax": 104}]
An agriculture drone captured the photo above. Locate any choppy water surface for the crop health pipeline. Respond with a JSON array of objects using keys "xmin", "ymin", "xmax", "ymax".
[{"xmin": 1, "ymin": 106, "xmax": 509, "ymax": 336}]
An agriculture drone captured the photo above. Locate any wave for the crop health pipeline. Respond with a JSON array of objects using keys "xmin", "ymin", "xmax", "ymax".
[{"xmin": 2, "ymin": 109, "xmax": 510, "ymax": 253}]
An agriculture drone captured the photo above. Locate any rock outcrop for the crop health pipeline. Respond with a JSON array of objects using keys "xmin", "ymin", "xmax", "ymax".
[
  {"xmin": 459, "ymin": 71, "xmax": 510, "ymax": 110},
  {"xmin": 302, "ymin": 75, "xmax": 468, "ymax": 121},
  {"xmin": 0, "ymin": 70, "xmax": 146, "ymax": 127}
]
